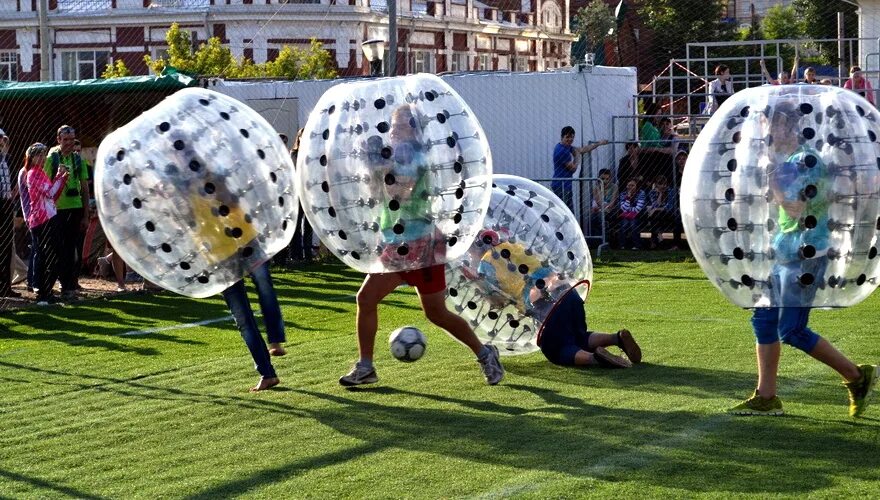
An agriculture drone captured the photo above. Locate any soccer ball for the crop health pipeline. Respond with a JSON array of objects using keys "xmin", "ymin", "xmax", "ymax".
[{"xmin": 389, "ymin": 326, "xmax": 427, "ymax": 362}]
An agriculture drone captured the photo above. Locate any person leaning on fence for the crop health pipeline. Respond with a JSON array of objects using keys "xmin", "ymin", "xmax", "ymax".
[
  {"xmin": 0, "ymin": 128, "xmax": 20, "ymax": 298},
  {"xmin": 843, "ymin": 66, "xmax": 875, "ymax": 106},
  {"xmin": 552, "ymin": 126, "xmax": 608, "ymax": 213},
  {"xmin": 45, "ymin": 125, "xmax": 90, "ymax": 300},
  {"xmin": 704, "ymin": 64, "xmax": 734, "ymax": 115}
]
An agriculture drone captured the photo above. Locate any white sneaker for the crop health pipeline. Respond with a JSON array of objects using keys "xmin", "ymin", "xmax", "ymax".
[
  {"xmin": 339, "ymin": 362, "xmax": 379, "ymax": 386},
  {"xmin": 478, "ymin": 344, "xmax": 505, "ymax": 385}
]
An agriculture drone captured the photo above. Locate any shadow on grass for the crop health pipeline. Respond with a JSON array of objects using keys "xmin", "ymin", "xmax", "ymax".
[
  {"xmin": 185, "ymin": 387, "xmax": 879, "ymax": 498},
  {"xmin": 504, "ymin": 358, "xmax": 766, "ymax": 399},
  {"xmin": 2, "ymin": 361, "xmax": 877, "ymax": 497}
]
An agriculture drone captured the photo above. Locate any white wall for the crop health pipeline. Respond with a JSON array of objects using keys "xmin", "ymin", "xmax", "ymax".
[{"xmin": 210, "ymin": 67, "xmax": 638, "ymax": 181}]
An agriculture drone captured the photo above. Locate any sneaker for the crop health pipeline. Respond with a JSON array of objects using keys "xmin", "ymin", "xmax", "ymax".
[
  {"xmin": 727, "ymin": 390, "xmax": 784, "ymax": 416},
  {"xmin": 116, "ymin": 285, "xmax": 127, "ymax": 292},
  {"xmin": 339, "ymin": 362, "xmax": 379, "ymax": 387},
  {"xmin": 845, "ymin": 364, "xmax": 878, "ymax": 418},
  {"xmin": 617, "ymin": 329, "xmax": 642, "ymax": 364},
  {"xmin": 592, "ymin": 346, "xmax": 632, "ymax": 368},
  {"xmin": 478, "ymin": 344, "xmax": 505, "ymax": 385}
]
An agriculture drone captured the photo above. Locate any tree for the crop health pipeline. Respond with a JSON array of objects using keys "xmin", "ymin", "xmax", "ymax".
[
  {"xmin": 574, "ymin": 0, "xmax": 616, "ymax": 48},
  {"xmin": 761, "ymin": 5, "xmax": 804, "ymax": 41},
  {"xmin": 144, "ymin": 23, "xmax": 337, "ymax": 80},
  {"xmin": 792, "ymin": 0, "xmax": 858, "ymax": 66},
  {"xmin": 637, "ymin": 0, "xmax": 735, "ymax": 61},
  {"xmin": 101, "ymin": 60, "xmax": 131, "ymax": 79}
]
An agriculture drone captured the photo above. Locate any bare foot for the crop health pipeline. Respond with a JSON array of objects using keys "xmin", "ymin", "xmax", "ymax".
[
  {"xmin": 250, "ymin": 376, "xmax": 280, "ymax": 392},
  {"xmin": 268, "ymin": 343, "xmax": 287, "ymax": 357}
]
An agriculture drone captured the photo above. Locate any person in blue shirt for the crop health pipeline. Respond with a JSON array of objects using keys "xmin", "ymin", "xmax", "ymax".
[
  {"xmin": 728, "ymin": 103, "xmax": 877, "ymax": 417},
  {"xmin": 552, "ymin": 126, "xmax": 608, "ymax": 212}
]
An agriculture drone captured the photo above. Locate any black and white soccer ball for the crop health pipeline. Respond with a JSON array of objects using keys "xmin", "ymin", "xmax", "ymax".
[{"xmin": 389, "ymin": 326, "xmax": 427, "ymax": 362}]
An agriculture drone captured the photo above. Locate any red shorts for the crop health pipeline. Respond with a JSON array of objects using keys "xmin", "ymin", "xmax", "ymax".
[{"xmin": 398, "ymin": 264, "xmax": 447, "ymax": 295}]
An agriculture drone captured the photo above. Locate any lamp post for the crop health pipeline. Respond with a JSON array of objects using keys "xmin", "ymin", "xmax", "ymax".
[{"xmin": 362, "ymin": 39, "xmax": 386, "ymax": 77}]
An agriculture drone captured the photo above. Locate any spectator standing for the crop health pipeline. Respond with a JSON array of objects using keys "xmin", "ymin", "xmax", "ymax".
[
  {"xmin": 552, "ymin": 126, "xmax": 608, "ymax": 213},
  {"xmin": 45, "ymin": 125, "xmax": 90, "ymax": 299},
  {"xmin": 289, "ymin": 128, "xmax": 314, "ymax": 263},
  {"xmin": 0, "ymin": 129, "xmax": 20, "ymax": 297},
  {"xmin": 704, "ymin": 64, "xmax": 734, "ymax": 115},
  {"xmin": 25, "ymin": 143, "xmax": 68, "ymax": 305},
  {"xmin": 618, "ymin": 179, "xmax": 645, "ymax": 250},
  {"xmin": 843, "ymin": 66, "xmax": 875, "ymax": 106},
  {"xmin": 617, "ymin": 142, "xmax": 640, "ymax": 189}
]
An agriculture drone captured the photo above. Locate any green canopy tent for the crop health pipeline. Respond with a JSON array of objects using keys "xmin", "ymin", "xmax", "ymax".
[{"xmin": 0, "ymin": 72, "xmax": 195, "ymax": 172}]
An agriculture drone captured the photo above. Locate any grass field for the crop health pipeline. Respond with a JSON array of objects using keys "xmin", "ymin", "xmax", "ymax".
[{"xmin": 1, "ymin": 252, "xmax": 879, "ymax": 498}]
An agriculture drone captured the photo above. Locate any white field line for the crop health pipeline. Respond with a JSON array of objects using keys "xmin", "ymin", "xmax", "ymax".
[
  {"xmin": 119, "ymin": 290, "xmax": 359, "ymax": 337},
  {"xmin": 120, "ymin": 316, "xmax": 234, "ymax": 336}
]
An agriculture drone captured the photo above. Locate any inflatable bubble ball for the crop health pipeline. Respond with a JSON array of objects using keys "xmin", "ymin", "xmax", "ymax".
[
  {"xmin": 681, "ymin": 84, "xmax": 880, "ymax": 308},
  {"xmin": 296, "ymin": 73, "xmax": 492, "ymax": 274},
  {"xmin": 445, "ymin": 174, "xmax": 593, "ymax": 355},
  {"xmin": 95, "ymin": 88, "xmax": 298, "ymax": 298}
]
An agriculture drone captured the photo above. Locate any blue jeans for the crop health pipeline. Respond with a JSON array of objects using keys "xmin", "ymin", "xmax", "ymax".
[{"xmin": 222, "ymin": 262, "xmax": 286, "ymax": 379}]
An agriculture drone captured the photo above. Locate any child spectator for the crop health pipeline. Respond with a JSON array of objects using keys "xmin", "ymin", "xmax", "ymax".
[
  {"xmin": 590, "ymin": 168, "xmax": 618, "ymax": 244},
  {"xmin": 645, "ymin": 175, "xmax": 677, "ymax": 249},
  {"xmin": 843, "ymin": 66, "xmax": 875, "ymax": 105},
  {"xmin": 619, "ymin": 179, "xmax": 645, "ymax": 250}
]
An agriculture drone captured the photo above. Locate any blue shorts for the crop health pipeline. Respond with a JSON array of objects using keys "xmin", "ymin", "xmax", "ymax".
[{"xmin": 538, "ymin": 291, "xmax": 591, "ymax": 366}]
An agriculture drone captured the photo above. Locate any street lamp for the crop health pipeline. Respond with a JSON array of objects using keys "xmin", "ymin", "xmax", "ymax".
[{"xmin": 362, "ymin": 39, "xmax": 386, "ymax": 77}]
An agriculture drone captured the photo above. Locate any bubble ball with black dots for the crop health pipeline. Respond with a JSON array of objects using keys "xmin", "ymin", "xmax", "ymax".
[
  {"xmin": 445, "ymin": 175, "xmax": 593, "ymax": 355},
  {"xmin": 95, "ymin": 88, "xmax": 298, "ymax": 298},
  {"xmin": 297, "ymin": 74, "xmax": 492, "ymax": 273},
  {"xmin": 681, "ymin": 85, "xmax": 880, "ymax": 308}
]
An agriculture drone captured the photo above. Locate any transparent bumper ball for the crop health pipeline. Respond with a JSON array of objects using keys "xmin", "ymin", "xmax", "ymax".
[
  {"xmin": 95, "ymin": 88, "xmax": 298, "ymax": 298},
  {"xmin": 296, "ymin": 74, "xmax": 492, "ymax": 273},
  {"xmin": 681, "ymin": 84, "xmax": 880, "ymax": 308},
  {"xmin": 445, "ymin": 175, "xmax": 593, "ymax": 354}
]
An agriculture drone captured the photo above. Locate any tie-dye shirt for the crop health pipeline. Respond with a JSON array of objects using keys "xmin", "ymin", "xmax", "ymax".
[{"xmin": 25, "ymin": 167, "xmax": 65, "ymax": 229}]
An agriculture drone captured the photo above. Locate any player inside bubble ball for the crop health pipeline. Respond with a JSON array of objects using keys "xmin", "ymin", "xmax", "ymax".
[
  {"xmin": 339, "ymin": 104, "xmax": 505, "ymax": 387},
  {"xmin": 727, "ymin": 101, "xmax": 878, "ymax": 417},
  {"xmin": 189, "ymin": 178, "xmax": 288, "ymax": 392},
  {"xmin": 476, "ymin": 236, "xmax": 641, "ymax": 368}
]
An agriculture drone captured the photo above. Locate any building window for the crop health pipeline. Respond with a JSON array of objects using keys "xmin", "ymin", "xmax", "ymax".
[
  {"xmin": 57, "ymin": 0, "xmax": 112, "ymax": 11},
  {"xmin": 477, "ymin": 54, "xmax": 490, "ymax": 71},
  {"xmin": 515, "ymin": 56, "xmax": 528, "ymax": 72},
  {"xmin": 412, "ymin": 50, "xmax": 435, "ymax": 73},
  {"xmin": 61, "ymin": 50, "xmax": 111, "ymax": 80},
  {"xmin": 450, "ymin": 52, "xmax": 468, "ymax": 72},
  {"xmin": 497, "ymin": 55, "xmax": 510, "ymax": 71},
  {"xmin": 0, "ymin": 52, "xmax": 18, "ymax": 81}
]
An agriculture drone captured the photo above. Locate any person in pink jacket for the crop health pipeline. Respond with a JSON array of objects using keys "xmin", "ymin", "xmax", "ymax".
[
  {"xmin": 843, "ymin": 66, "xmax": 875, "ymax": 105},
  {"xmin": 23, "ymin": 143, "xmax": 68, "ymax": 305}
]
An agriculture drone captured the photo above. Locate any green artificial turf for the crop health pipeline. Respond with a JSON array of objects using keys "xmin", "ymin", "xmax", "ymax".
[{"xmin": 1, "ymin": 253, "xmax": 879, "ymax": 498}]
